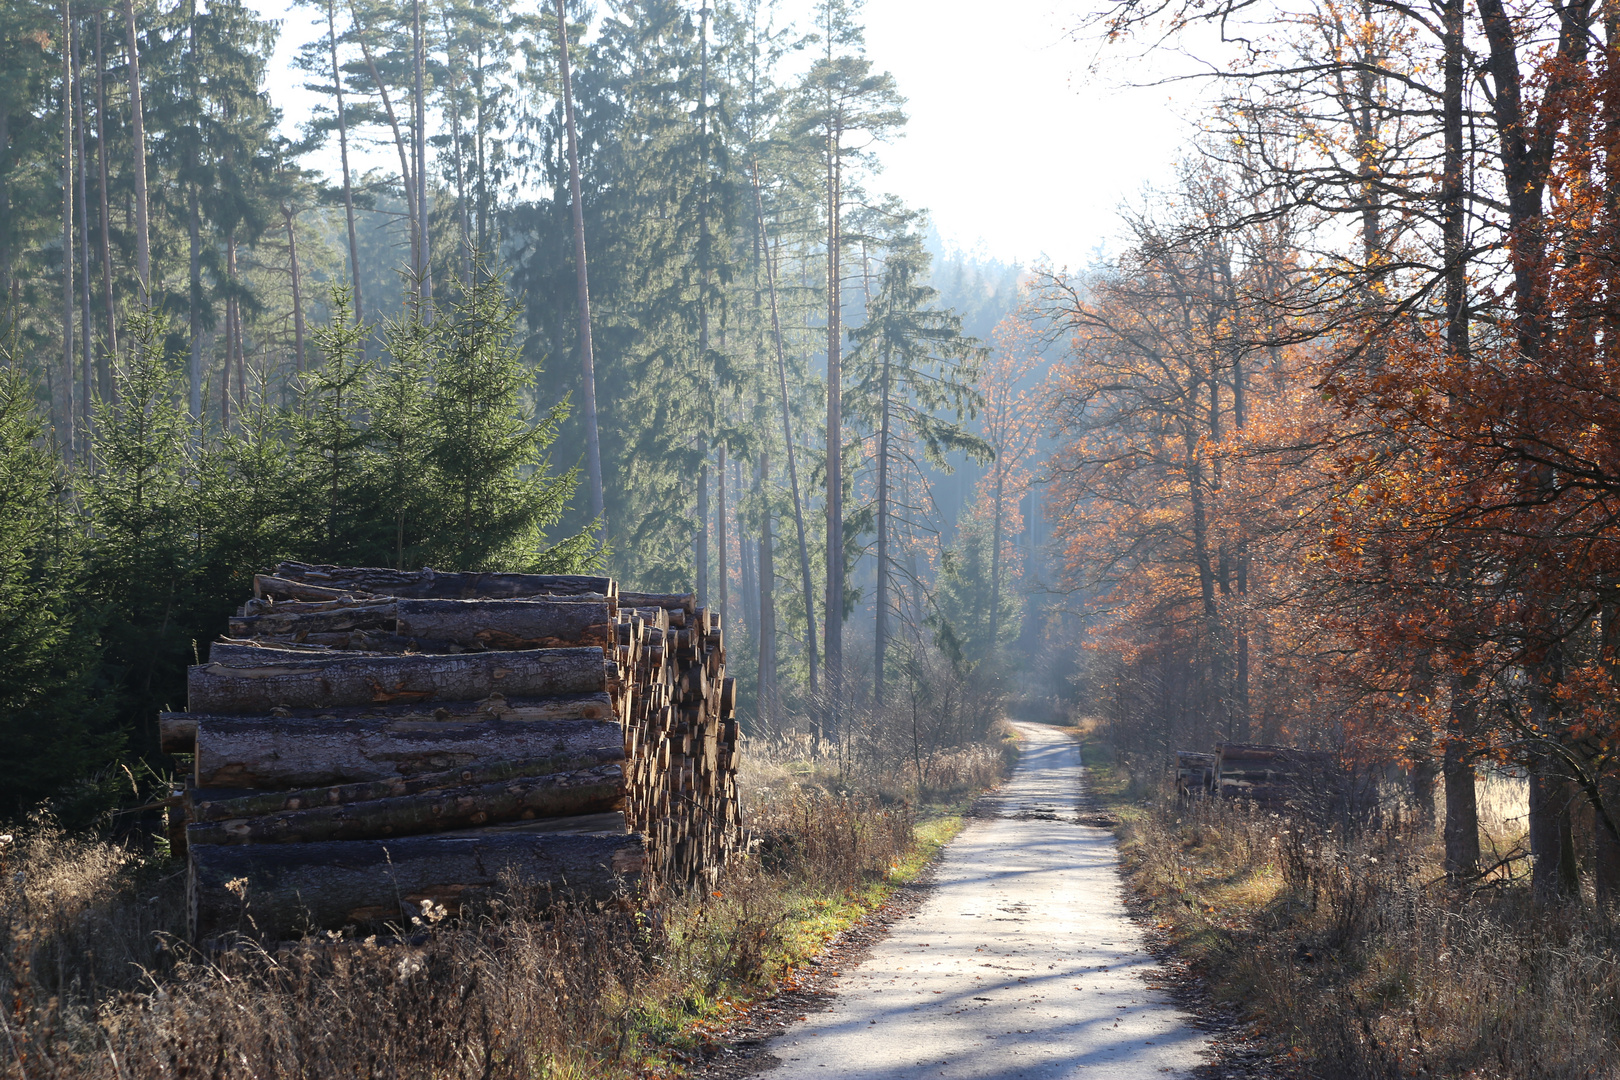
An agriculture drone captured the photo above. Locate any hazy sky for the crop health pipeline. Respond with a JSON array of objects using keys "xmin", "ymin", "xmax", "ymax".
[{"xmin": 250, "ymin": 0, "xmax": 1192, "ymax": 268}]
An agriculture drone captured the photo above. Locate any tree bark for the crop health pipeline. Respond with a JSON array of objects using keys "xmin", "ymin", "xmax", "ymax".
[
  {"xmin": 875, "ymin": 342, "xmax": 891, "ymax": 705},
  {"xmin": 395, "ymin": 598, "xmax": 614, "ymax": 648},
  {"xmin": 285, "ymin": 205, "xmax": 306, "ymax": 371},
  {"xmin": 73, "ymin": 18, "xmax": 93, "ymax": 443},
  {"xmin": 271, "ymin": 562, "xmax": 615, "ymax": 601},
  {"xmin": 189, "ymin": 831, "xmax": 643, "ymax": 939},
  {"xmin": 348, "ymin": 3, "xmax": 417, "ymax": 296},
  {"xmin": 187, "ymin": 646, "xmax": 611, "ymax": 715},
  {"xmin": 758, "ymin": 450, "xmax": 776, "ymax": 729},
  {"xmin": 697, "ymin": 462, "xmax": 709, "ymax": 606},
  {"xmin": 123, "ymin": 0, "xmax": 149, "ymax": 302},
  {"xmin": 1529, "ymin": 759, "xmax": 1580, "ymax": 899},
  {"xmin": 411, "ymin": 0, "xmax": 431, "ymax": 306},
  {"xmin": 192, "ymin": 714, "xmax": 624, "ymax": 788},
  {"xmin": 162, "ymin": 694, "xmax": 616, "ymax": 752},
  {"xmin": 750, "ymin": 158, "xmax": 817, "ymax": 692},
  {"xmin": 188, "ymin": 748, "xmax": 624, "ymax": 821},
  {"xmin": 186, "ymin": 179, "xmax": 202, "ymax": 427},
  {"xmin": 60, "ymin": 0, "xmax": 77, "ymax": 460},
  {"xmin": 718, "ymin": 444, "xmax": 728, "ymax": 630},
  {"xmin": 187, "ymin": 762, "xmax": 625, "ymax": 846},
  {"xmin": 824, "ymin": 110, "xmax": 844, "ymax": 738},
  {"xmin": 328, "ymin": 0, "xmax": 363, "ymax": 325},
  {"xmin": 553, "ymin": 0, "xmax": 605, "ymax": 535},
  {"xmin": 94, "ymin": 13, "xmax": 116, "ymax": 393}
]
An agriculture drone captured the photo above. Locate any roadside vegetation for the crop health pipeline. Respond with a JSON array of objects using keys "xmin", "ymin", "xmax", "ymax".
[
  {"xmin": 0, "ymin": 728, "xmax": 1015, "ymax": 1080},
  {"xmin": 1079, "ymin": 727, "xmax": 1620, "ymax": 1079}
]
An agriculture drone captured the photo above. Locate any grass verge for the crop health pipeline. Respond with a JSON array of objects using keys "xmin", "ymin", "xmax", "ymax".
[{"xmin": 1087, "ymin": 736, "xmax": 1620, "ymax": 1080}]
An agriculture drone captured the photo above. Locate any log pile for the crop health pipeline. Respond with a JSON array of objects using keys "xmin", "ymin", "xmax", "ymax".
[{"xmin": 167, "ymin": 561, "xmax": 742, "ymax": 940}]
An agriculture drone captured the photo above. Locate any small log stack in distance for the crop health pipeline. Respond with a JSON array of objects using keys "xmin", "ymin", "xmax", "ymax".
[{"xmin": 167, "ymin": 561, "xmax": 742, "ymax": 940}]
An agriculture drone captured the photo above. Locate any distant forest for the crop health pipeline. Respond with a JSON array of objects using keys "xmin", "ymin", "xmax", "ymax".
[{"xmin": 0, "ymin": 0, "xmax": 1046, "ymax": 816}]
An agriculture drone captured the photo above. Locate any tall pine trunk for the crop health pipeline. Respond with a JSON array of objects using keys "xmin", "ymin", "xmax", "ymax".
[
  {"xmin": 411, "ymin": 0, "xmax": 431, "ymax": 305},
  {"xmin": 285, "ymin": 205, "xmax": 306, "ymax": 371},
  {"xmin": 123, "ymin": 0, "xmax": 149, "ymax": 302},
  {"xmin": 554, "ymin": 0, "xmax": 605, "ymax": 535},
  {"xmin": 823, "ymin": 117, "xmax": 843, "ymax": 736},
  {"xmin": 697, "ymin": 463, "xmax": 709, "ymax": 605},
  {"xmin": 328, "ymin": 0, "xmax": 363, "ymax": 325},
  {"xmin": 751, "ymin": 159, "xmax": 816, "ymax": 692},
  {"xmin": 60, "ymin": 0, "xmax": 77, "ymax": 459},
  {"xmin": 718, "ymin": 444, "xmax": 728, "ymax": 628},
  {"xmin": 73, "ymin": 21, "xmax": 93, "ymax": 443},
  {"xmin": 350, "ymin": 7, "xmax": 417, "ymax": 301},
  {"xmin": 758, "ymin": 451, "xmax": 776, "ymax": 730},
  {"xmin": 874, "ymin": 346, "xmax": 891, "ymax": 705},
  {"xmin": 94, "ymin": 13, "xmax": 116, "ymax": 398}
]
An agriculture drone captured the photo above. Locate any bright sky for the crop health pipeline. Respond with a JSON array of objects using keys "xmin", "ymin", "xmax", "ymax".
[{"xmin": 251, "ymin": 0, "xmax": 1194, "ymax": 268}]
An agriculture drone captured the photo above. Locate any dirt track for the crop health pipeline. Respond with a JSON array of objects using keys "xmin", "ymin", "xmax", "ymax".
[{"xmin": 758, "ymin": 722, "xmax": 1209, "ymax": 1079}]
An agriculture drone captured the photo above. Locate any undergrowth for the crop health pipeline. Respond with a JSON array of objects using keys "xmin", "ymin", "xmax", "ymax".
[
  {"xmin": 1089, "ymin": 737, "xmax": 1620, "ymax": 1080},
  {"xmin": 0, "ymin": 733, "xmax": 1015, "ymax": 1079}
]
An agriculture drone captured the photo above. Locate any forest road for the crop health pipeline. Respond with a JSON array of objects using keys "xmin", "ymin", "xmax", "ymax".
[{"xmin": 762, "ymin": 722, "xmax": 1208, "ymax": 1079}]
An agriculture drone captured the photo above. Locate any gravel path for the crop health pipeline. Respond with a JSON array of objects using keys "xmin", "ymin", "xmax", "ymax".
[{"xmin": 761, "ymin": 722, "xmax": 1209, "ymax": 1079}]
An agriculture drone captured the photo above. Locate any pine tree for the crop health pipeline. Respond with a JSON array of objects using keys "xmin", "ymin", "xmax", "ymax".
[{"xmin": 847, "ymin": 228, "xmax": 989, "ymax": 702}]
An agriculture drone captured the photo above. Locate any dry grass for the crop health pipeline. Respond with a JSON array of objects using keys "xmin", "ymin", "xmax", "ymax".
[
  {"xmin": 1117, "ymin": 788, "xmax": 1620, "ymax": 1079},
  {"xmin": 0, "ymin": 740, "xmax": 1011, "ymax": 1080}
]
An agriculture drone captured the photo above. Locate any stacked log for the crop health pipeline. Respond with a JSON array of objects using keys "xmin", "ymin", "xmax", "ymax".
[{"xmin": 168, "ymin": 562, "xmax": 741, "ymax": 940}]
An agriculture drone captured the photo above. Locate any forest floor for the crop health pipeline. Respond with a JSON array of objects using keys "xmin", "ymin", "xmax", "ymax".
[{"xmin": 697, "ymin": 722, "xmax": 1211, "ymax": 1079}]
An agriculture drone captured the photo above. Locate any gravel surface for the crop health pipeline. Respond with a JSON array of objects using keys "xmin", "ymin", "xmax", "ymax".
[{"xmin": 754, "ymin": 722, "xmax": 1210, "ymax": 1079}]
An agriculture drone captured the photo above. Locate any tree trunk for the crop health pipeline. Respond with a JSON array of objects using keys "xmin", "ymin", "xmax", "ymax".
[
  {"xmin": 553, "ymin": 0, "xmax": 605, "ymax": 535},
  {"xmin": 1595, "ymin": 775, "xmax": 1620, "ymax": 907},
  {"xmin": 285, "ymin": 205, "xmax": 306, "ymax": 371},
  {"xmin": 187, "ymin": 646, "xmax": 611, "ymax": 715},
  {"xmin": 60, "ymin": 0, "xmax": 77, "ymax": 460},
  {"xmin": 123, "ymin": 0, "xmax": 150, "ymax": 302},
  {"xmin": 328, "ymin": 0, "xmax": 363, "ymax": 325},
  {"xmin": 697, "ymin": 462, "xmax": 709, "ymax": 605},
  {"xmin": 187, "ymin": 180, "xmax": 202, "ymax": 427},
  {"xmin": 349, "ymin": 6, "xmax": 417, "ymax": 297},
  {"xmin": 1529, "ymin": 759, "xmax": 1580, "ymax": 899},
  {"xmin": 191, "ymin": 714, "xmax": 624, "ymax": 788},
  {"xmin": 162, "ymin": 693, "xmax": 617, "ymax": 752},
  {"xmin": 750, "ymin": 158, "xmax": 817, "ymax": 692},
  {"xmin": 989, "ymin": 465, "xmax": 1005, "ymax": 653},
  {"xmin": 94, "ymin": 13, "xmax": 116, "ymax": 395},
  {"xmin": 411, "ymin": 0, "xmax": 431, "ymax": 306},
  {"xmin": 758, "ymin": 450, "xmax": 776, "ymax": 729},
  {"xmin": 189, "ymin": 831, "xmax": 643, "ymax": 938},
  {"xmin": 875, "ymin": 344, "xmax": 891, "ymax": 705},
  {"xmin": 824, "ymin": 116, "xmax": 843, "ymax": 737},
  {"xmin": 1, "ymin": 110, "xmax": 11, "ymax": 303},
  {"xmin": 395, "ymin": 598, "xmax": 614, "ymax": 648},
  {"xmin": 187, "ymin": 748, "xmax": 624, "ymax": 820},
  {"xmin": 268, "ymin": 562, "xmax": 614, "ymax": 601},
  {"xmin": 717, "ymin": 444, "xmax": 728, "ymax": 631},
  {"xmin": 187, "ymin": 762, "xmax": 625, "ymax": 846},
  {"xmin": 73, "ymin": 19, "xmax": 93, "ymax": 444}
]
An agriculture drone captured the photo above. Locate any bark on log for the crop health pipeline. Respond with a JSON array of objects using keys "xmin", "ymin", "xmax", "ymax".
[
  {"xmin": 193, "ymin": 716, "xmax": 624, "ymax": 788},
  {"xmin": 619, "ymin": 591, "xmax": 696, "ymax": 615},
  {"xmin": 255, "ymin": 575, "xmax": 366, "ymax": 602},
  {"xmin": 275, "ymin": 562, "xmax": 615, "ymax": 602},
  {"xmin": 395, "ymin": 598, "xmax": 614, "ymax": 649},
  {"xmin": 162, "ymin": 693, "xmax": 616, "ymax": 753},
  {"xmin": 188, "ymin": 647, "xmax": 610, "ymax": 714},
  {"xmin": 189, "ymin": 831, "xmax": 644, "ymax": 938},
  {"xmin": 189, "ymin": 749, "xmax": 626, "ymax": 821},
  {"xmin": 188, "ymin": 763, "xmax": 625, "ymax": 846},
  {"xmin": 209, "ymin": 641, "xmax": 388, "ymax": 664},
  {"xmin": 229, "ymin": 601, "xmax": 397, "ymax": 638}
]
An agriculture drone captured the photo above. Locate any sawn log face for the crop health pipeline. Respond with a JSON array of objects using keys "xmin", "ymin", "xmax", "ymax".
[{"xmin": 189, "ymin": 832, "xmax": 645, "ymax": 938}]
